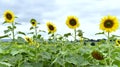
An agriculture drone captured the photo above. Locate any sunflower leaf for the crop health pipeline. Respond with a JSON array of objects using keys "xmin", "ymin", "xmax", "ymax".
[
  {"xmin": 7, "ymin": 26, "xmax": 12, "ymax": 30},
  {"xmin": 4, "ymin": 30, "xmax": 10, "ymax": 34},
  {"xmin": 0, "ymin": 62, "xmax": 12, "ymax": 67},
  {"xmin": 17, "ymin": 31, "xmax": 26, "ymax": 35},
  {"xmin": 13, "ymin": 25, "xmax": 16, "ymax": 29},
  {"xmin": 39, "ymin": 30, "xmax": 46, "ymax": 33},
  {"xmin": 2, "ymin": 21, "xmax": 7, "ymax": 24},
  {"xmin": 95, "ymin": 32, "xmax": 104, "ymax": 35},
  {"xmin": 0, "ymin": 35, "xmax": 9, "ymax": 39},
  {"xmin": 15, "ymin": 22, "xmax": 21, "ymax": 25},
  {"xmin": 30, "ymin": 27, "xmax": 34, "ymax": 30},
  {"xmin": 15, "ymin": 16, "xmax": 18, "ymax": 18},
  {"xmin": 64, "ymin": 33, "xmax": 71, "ymax": 37},
  {"xmin": 37, "ymin": 22, "xmax": 40, "ymax": 24},
  {"xmin": 37, "ymin": 34, "xmax": 41, "ymax": 39},
  {"xmin": 27, "ymin": 32, "xmax": 34, "ymax": 34}
]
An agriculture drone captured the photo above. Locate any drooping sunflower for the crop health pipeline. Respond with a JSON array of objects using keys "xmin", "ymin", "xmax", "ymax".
[
  {"xmin": 115, "ymin": 39, "xmax": 120, "ymax": 46},
  {"xmin": 66, "ymin": 16, "xmax": 80, "ymax": 29},
  {"xmin": 46, "ymin": 22, "xmax": 57, "ymax": 33},
  {"xmin": 100, "ymin": 15, "xmax": 119, "ymax": 32},
  {"xmin": 24, "ymin": 36, "xmax": 33, "ymax": 44},
  {"xmin": 3, "ymin": 10, "xmax": 15, "ymax": 23},
  {"xmin": 91, "ymin": 50, "xmax": 104, "ymax": 60},
  {"xmin": 30, "ymin": 18, "xmax": 37, "ymax": 26}
]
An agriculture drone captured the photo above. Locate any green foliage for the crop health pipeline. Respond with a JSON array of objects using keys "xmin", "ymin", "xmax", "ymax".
[{"xmin": 0, "ymin": 38, "xmax": 119, "ymax": 67}]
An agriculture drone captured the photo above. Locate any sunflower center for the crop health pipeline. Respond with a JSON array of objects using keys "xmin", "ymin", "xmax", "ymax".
[
  {"xmin": 69, "ymin": 19, "xmax": 77, "ymax": 26},
  {"xmin": 118, "ymin": 40, "xmax": 120, "ymax": 44},
  {"xmin": 27, "ymin": 39, "xmax": 30, "ymax": 42},
  {"xmin": 104, "ymin": 20, "xmax": 114, "ymax": 28},
  {"xmin": 6, "ymin": 13, "xmax": 12, "ymax": 20},
  {"xmin": 49, "ymin": 25, "xmax": 54, "ymax": 30},
  {"xmin": 32, "ymin": 22, "xmax": 35, "ymax": 25}
]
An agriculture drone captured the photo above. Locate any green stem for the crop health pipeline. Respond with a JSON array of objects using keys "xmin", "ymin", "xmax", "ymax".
[
  {"xmin": 12, "ymin": 23, "xmax": 15, "ymax": 41},
  {"xmin": 108, "ymin": 32, "xmax": 110, "ymax": 40},
  {"xmin": 74, "ymin": 29, "xmax": 76, "ymax": 41},
  {"xmin": 35, "ymin": 26, "xmax": 37, "ymax": 41},
  {"xmin": 107, "ymin": 32, "xmax": 112, "ymax": 67},
  {"xmin": 35, "ymin": 26, "xmax": 37, "ymax": 37},
  {"xmin": 52, "ymin": 33, "xmax": 55, "ymax": 40}
]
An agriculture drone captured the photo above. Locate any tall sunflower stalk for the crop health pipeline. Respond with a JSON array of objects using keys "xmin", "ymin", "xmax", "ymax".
[
  {"xmin": 30, "ymin": 19, "xmax": 38, "ymax": 42},
  {"xmin": 3, "ymin": 10, "xmax": 16, "ymax": 41},
  {"xmin": 30, "ymin": 19, "xmax": 37, "ymax": 37},
  {"xmin": 12, "ymin": 22, "xmax": 15, "ymax": 41},
  {"xmin": 74, "ymin": 29, "xmax": 77, "ymax": 41},
  {"xmin": 100, "ymin": 15, "xmax": 119, "ymax": 66},
  {"xmin": 66, "ymin": 16, "xmax": 80, "ymax": 41}
]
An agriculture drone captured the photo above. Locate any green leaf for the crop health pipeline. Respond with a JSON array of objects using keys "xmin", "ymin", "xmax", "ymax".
[
  {"xmin": 37, "ymin": 34, "xmax": 41, "ymax": 39},
  {"xmin": 2, "ymin": 21, "xmax": 7, "ymax": 24},
  {"xmin": 37, "ymin": 23, "xmax": 40, "ymax": 24},
  {"xmin": 0, "ymin": 35, "xmax": 9, "ymax": 39},
  {"xmin": 77, "ymin": 30, "xmax": 83, "ymax": 37},
  {"xmin": 16, "ymin": 37, "xmax": 25, "ymax": 43},
  {"xmin": 27, "ymin": 32, "xmax": 34, "ymax": 34},
  {"xmin": 7, "ymin": 26, "xmax": 12, "ymax": 30},
  {"xmin": 39, "ymin": 30, "xmax": 46, "ymax": 33},
  {"xmin": 64, "ymin": 33, "xmax": 71, "ymax": 37},
  {"xmin": 10, "ymin": 50, "xmax": 20, "ymax": 56},
  {"xmin": 15, "ymin": 16, "xmax": 18, "ymax": 18},
  {"xmin": 0, "ymin": 62, "xmax": 12, "ymax": 67},
  {"xmin": 4, "ymin": 30, "xmax": 10, "ymax": 34},
  {"xmin": 41, "ymin": 52, "xmax": 51, "ymax": 60},
  {"xmin": 31, "ymin": 62, "xmax": 43, "ymax": 67},
  {"xmin": 20, "ymin": 62, "xmax": 33, "ymax": 67},
  {"xmin": 30, "ymin": 27, "xmax": 34, "ymax": 30},
  {"xmin": 17, "ymin": 31, "xmax": 26, "ymax": 35},
  {"xmin": 13, "ymin": 25, "xmax": 16, "ymax": 29},
  {"xmin": 15, "ymin": 22, "xmax": 21, "ymax": 25},
  {"xmin": 95, "ymin": 32, "xmax": 104, "ymax": 35}
]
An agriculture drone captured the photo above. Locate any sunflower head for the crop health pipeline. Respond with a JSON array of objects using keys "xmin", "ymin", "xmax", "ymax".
[
  {"xmin": 66, "ymin": 16, "xmax": 80, "ymax": 29},
  {"xmin": 3, "ymin": 10, "xmax": 15, "ymax": 23},
  {"xmin": 91, "ymin": 50, "xmax": 104, "ymax": 60},
  {"xmin": 30, "ymin": 19, "xmax": 37, "ymax": 26},
  {"xmin": 100, "ymin": 15, "xmax": 119, "ymax": 33},
  {"xmin": 46, "ymin": 22, "xmax": 57, "ymax": 33},
  {"xmin": 24, "ymin": 36, "xmax": 33, "ymax": 44},
  {"xmin": 115, "ymin": 39, "xmax": 120, "ymax": 46}
]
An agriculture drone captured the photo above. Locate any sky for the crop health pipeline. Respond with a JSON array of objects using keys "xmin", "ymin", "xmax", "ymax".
[{"xmin": 0, "ymin": 0, "xmax": 120, "ymax": 40}]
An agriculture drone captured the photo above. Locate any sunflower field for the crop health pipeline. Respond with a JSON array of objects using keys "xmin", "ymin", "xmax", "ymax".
[{"xmin": 0, "ymin": 10, "xmax": 120, "ymax": 67}]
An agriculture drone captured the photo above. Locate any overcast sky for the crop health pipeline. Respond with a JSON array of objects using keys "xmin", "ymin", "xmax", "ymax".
[{"xmin": 0, "ymin": 0, "xmax": 120, "ymax": 40}]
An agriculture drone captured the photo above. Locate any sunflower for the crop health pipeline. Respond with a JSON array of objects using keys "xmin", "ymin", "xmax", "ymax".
[
  {"xmin": 3, "ymin": 10, "xmax": 15, "ymax": 23},
  {"xmin": 30, "ymin": 19, "xmax": 37, "ymax": 26},
  {"xmin": 91, "ymin": 50, "xmax": 104, "ymax": 60},
  {"xmin": 24, "ymin": 36, "xmax": 33, "ymax": 44},
  {"xmin": 115, "ymin": 39, "xmax": 120, "ymax": 46},
  {"xmin": 100, "ymin": 15, "xmax": 119, "ymax": 32},
  {"xmin": 66, "ymin": 16, "xmax": 80, "ymax": 29},
  {"xmin": 46, "ymin": 22, "xmax": 57, "ymax": 33}
]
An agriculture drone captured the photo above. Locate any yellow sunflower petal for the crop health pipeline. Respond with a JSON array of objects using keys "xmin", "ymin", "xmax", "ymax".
[
  {"xmin": 116, "ymin": 39, "xmax": 120, "ymax": 45},
  {"xmin": 24, "ymin": 36, "xmax": 33, "ymax": 44},
  {"xmin": 66, "ymin": 16, "xmax": 80, "ymax": 29},
  {"xmin": 46, "ymin": 22, "xmax": 57, "ymax": 33},
  {"xmin": 3, "ymin": 10, "xmax": 15, "ymax": 23},
  {"xmin": 99, "ymin": 15, "xmax": 119, "ymax": 33}
]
